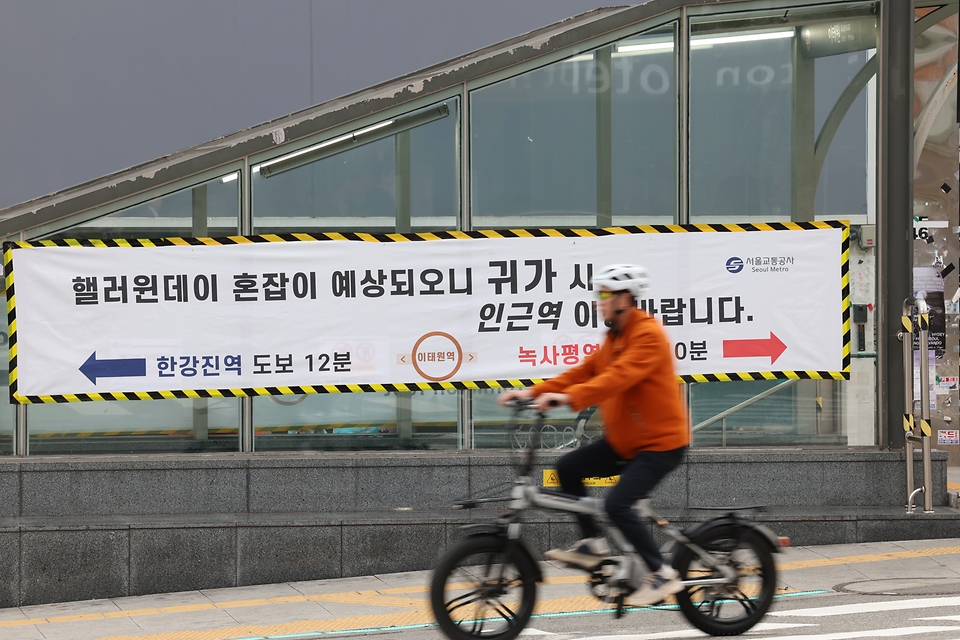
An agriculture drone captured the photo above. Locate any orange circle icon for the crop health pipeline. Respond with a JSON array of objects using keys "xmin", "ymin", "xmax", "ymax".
[{"xmin": 411, "ymin": 332, "xmax": 463, "ymax": 382}]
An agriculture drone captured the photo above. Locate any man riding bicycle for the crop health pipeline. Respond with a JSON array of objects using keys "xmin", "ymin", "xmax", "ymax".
[{"xmin": 498, "ymin": 263, "xmax": 689, "ymax": 607}]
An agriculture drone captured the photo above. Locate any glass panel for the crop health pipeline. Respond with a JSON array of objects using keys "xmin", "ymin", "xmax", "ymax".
[
  {"xmin": 0, "ymin": 373, "xmax": 12, "ymax": 455},
  {"xmin": 252, "ymin": 98, "xmax": 459, "ymax": 234},
  {"xmin": 251, "ymin": 99, "xmax": 460, "ymax": 450},
  {"xmin": 688, "ymin": 3, "xmax": 878, "ymax": 446},
  {"xmin": 689, "ymin": 380, "xmax": 847, "ymax": 447},
  {"xmin": 814, "ymin": 50, "xmax": 872, "ymax": 219},
  {"xmin": 470, "ymin": 25, "xmax": 678, "ymax": 229},
  {"xmin": 27, "ymin": 173, "xmax": 242, "ymax": 454},
  {"xmin": 28, "ymin": 398, "xmax": 239, "ymax": 455},
  {"xmin": 689, "ymin": 5, "xmax": 877, "ymax": 222},
  {"xmin": 42, "ymin": 172, "xmax": 241, "ymax": 240},
  {"xmin": 252, "ymin": 390, "xmax": 459, "ymax": 451}
]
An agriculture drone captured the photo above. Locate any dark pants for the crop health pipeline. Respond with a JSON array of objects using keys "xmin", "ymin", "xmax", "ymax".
[{"xmin": 556, "ymin": 440, "xmax": 686, "ymax": 572}]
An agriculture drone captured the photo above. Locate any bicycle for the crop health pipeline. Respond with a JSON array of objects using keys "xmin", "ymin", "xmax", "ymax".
[{"xmin": 430, "ymin": 399, "xmax": 787, "ymax": 639}]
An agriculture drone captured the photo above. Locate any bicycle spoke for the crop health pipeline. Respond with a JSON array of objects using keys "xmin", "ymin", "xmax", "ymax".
[
  {"xmin": 493, "ymin": 601, "xmax": 518, "ymax": 623},
  {"xmin": 446, "ymin": 591, "xmax": 485, "ymax": 616},
  {"xmin": 730, "ymin": 588, "xmax": 759, "ymax": 614}
]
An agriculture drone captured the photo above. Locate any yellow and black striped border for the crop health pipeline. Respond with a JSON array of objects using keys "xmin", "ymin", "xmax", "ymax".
[{"xmin": 3, "ymin": 220, "xmax": 850, "ymax": 403}]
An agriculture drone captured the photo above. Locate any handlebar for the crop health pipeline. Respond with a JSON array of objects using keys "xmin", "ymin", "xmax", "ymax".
[{"xmin": 504, "ymin": 397, "xmax": 561, "ymax": 411}]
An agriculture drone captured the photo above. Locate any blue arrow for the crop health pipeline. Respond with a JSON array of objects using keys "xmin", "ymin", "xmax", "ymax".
[{"xmin": 80, "ymin": 352, "xmax": 147, "ymax": 384}]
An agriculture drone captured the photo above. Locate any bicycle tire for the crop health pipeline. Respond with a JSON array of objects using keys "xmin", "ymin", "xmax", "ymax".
[
  {"xmin": 430, "ymin": 534, "xmax": 538, "ymax": 640},
  {"xmin": 673, "ymin": 525, "xmax": 777, "ymax": 636}
]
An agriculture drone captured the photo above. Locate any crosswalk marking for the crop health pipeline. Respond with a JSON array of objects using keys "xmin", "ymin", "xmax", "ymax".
[
  {"xmin": 744, "ymin": 627, "xmax": 960, "ymax": 640},
  {"xmin": 770, "ymin": 596, "xmax": 960, "ymax": 617},
  {"xmin": 572, "ymin": 623, "xmax": 815, "ymax": 640}
]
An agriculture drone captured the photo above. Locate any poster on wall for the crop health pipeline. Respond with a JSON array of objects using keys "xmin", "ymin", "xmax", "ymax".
[{"xmin": 4, "ymin": 222, "xmax": 849, "ymax": 402}]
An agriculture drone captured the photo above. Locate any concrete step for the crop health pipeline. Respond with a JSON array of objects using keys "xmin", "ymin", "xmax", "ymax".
[{"xmin": 3, "ymin": 505, "xmax": 960, "ymax": 607}]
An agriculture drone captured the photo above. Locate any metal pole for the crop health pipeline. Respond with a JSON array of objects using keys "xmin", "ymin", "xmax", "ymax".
[
  {"xmin": 901, "ymin": 299, "xmax": 916, "ymax": 508},
  {"xmin": 595, "ymin": 46, "xmax": 612, "ymax": 228},
  {"xmin": 678, "ymin": 8, "xmax": 689, "ymax": 225},
  {"xmin": 14, "ymin": 404, "xmax": 27, "ymax": 456},
  {"xmin": 876, "ymin": 0, "xmax": 915, "ymax": 450},
  {"xmin": 917, "ymin": 295, "xmax": 934, "ymax": 513},
  {"xmin": 460, "ymin": 390, "xmax": 473, "ymax": 450},
  {"xmin": 239, "ymin": 157, "xmax": 255, "ymax": 453}
]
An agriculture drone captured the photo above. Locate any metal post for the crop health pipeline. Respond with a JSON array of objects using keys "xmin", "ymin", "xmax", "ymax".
[
  {"xmin": 678, "ymin": 9, "xmax": 689, "ymax": 225},
  {"xmin": 876, "ymin": 0, "xmax": 915, "ymax": 450},
  {"xmin": 14, "ymin": 404, "xmax": 27, "ymax": 456},
  {"xmin": 901, "ymin": 299, "xmax": 916, "ymax": 506},
  {"xmin": 917, "ymin": 295, "xmax": 934, "ymax": 513},
  {"xmin": 395, "ymin": 130, "xmax": 411, "ymax": 233},
  {"xmin": 240, "ymin": 397, "xmax": 254, "ymax": 452},
  {"xmin": 595, "ymin": 46, "xmax": 612, "ymax": 228},
  {"xmin": 239, "ymin": 158, "xmax": 255, "ymax": 453},
  {"xmin": 460, "ymin": 390, "xmax": 473, "ymax": 450},
  {"xmin": 791, "ymin": 37, "xmax": 816, "ymax": 222}
]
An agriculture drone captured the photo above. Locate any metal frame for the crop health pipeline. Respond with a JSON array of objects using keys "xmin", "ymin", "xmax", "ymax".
[{"xmin": 23, "ymin": 163, "xmax": 244, "ymax": 241}]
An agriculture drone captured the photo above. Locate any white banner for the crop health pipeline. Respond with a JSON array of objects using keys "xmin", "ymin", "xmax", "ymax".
[{"xmin": 6, "ymin": 225, "xmax": 847, "ymax": 400}]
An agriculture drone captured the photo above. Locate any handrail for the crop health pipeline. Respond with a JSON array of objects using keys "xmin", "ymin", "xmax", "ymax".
[{"xmin": 691, "ymin": 379, "xmax": 799, "ymax": 433}]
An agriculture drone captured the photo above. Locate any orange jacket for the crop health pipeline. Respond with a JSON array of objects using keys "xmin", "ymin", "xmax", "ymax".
[{"xmin": 532, "ymin": 308, "xmax": 689, "ymax": 458}]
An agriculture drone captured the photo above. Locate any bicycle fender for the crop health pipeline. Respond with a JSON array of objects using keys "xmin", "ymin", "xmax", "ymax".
[
  {"xmin": 671, "ymin": 516, "xmax": 781, "ymax": 565},
  {"xmin": 458, "ymin": 525, "xmax": 545, "ymax": 583}
]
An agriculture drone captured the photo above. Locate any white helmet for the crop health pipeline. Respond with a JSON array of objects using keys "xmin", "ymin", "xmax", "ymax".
[{"xmin": 591, "ymin": 264, "xmax": 650, "ymax": 298}]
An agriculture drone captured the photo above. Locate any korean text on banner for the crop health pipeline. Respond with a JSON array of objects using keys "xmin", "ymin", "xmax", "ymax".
[{"xmin": 3, "ymin": 223, "xmax": 849, "ymax": 402}]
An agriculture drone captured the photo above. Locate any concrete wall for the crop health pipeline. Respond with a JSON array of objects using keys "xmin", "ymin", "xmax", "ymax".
[{"xmin": 0, "ymin": 449, "xmax": 953, "ymax": 606}]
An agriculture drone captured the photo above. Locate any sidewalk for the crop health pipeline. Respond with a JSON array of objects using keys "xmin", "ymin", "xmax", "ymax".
[{"xmin": 3, "ymin": 537, "xmax": 960, "ymax": 640}]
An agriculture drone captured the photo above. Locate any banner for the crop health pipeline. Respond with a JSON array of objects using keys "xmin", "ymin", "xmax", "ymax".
[{"xmin": 4, "ymin": 222, "xmax": 849, "ymax": 402}]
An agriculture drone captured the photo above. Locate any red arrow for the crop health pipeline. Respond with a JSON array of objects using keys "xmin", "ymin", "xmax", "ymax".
[{"xmin": 723, "ymin": 332, "xmax": 787, "ymax": 364}]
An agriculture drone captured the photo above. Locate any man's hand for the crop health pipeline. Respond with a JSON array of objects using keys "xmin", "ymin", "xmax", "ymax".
[
  {"xmin": 497, "ymin": 388, "xmax": 534, "ymax": 407},
  {"xmin": 533, "ymin": 393, "xmax": 569, "ymax": 411}
]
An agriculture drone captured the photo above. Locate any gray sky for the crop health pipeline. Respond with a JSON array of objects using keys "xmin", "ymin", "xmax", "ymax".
[{"xmin": 0, "ymin": 0, "xmax": 619, "ymax": 211}]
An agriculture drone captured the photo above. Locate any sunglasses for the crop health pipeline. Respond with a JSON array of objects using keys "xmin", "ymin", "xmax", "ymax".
[{"xmin": 596, "ymin": 290, "xmax": 627, "ymax": 300}]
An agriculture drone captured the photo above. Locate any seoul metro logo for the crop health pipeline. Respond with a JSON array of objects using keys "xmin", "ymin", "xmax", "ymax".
[{"xmin": 726, "ymin": 257, "xmax": 744, "ymax": 273}]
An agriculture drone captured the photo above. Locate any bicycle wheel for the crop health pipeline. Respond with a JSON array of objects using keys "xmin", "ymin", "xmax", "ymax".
[
  {"xmin": 430, "ymin": 534, "xmax": 538, "ymax": 640},
  {"xmin": 673, "ymin": 525, "xmax": 777, "ymax": 636}
]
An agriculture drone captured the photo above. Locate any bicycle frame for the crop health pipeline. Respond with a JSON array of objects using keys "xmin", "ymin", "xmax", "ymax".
[
  {"xmin": 465, "ymin": 402, "xmax": 741, "ymax": 588},
  {"xmin": 497, "ymin": 473, "xmax": 737, "ymax": 588}
]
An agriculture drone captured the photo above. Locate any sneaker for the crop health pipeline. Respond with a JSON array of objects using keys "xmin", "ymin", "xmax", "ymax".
[
  {"xmin": 544, "ymin": 537, "xmax": 610, "ymax": 569},
  {"xmin": 625, "ymin": 566, "xmax": 683, "ymax": 606}
]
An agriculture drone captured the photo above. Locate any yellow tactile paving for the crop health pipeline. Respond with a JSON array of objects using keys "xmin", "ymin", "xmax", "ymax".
[
  {"xmin": 0, "ymin": 543, "xmax": 956, "ymax": 640},
  {"xmin": 778, "ymin": 545, "xmax": 960, "ymax": 571}
]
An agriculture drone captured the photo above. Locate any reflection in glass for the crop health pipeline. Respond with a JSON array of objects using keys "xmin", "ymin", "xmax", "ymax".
[
  {"xmin": 472, "ymin": 388, "xmax": 586, "ymax": 450},
  {"xmin": 689, "ymin": 9, "xmax": 877, "ymax": 222},
  {"xmin": 689, "ymin": 27, "xmax": 795, "ymax": 220},
  {"xmin": 253, "ymin": 390, "xmax": 459, "ymax": 451},
  {"xmin": 42, "ymin": 173, "xmax": 241, "ymax": 240},
  {"xmin": 252, "ymin": 98, "xmax": 459, "ymax": 234},
  {"xmin": 471, "ymin": 25, "xmax": 677, "ymax": 229},
  {"xmin": 27, "ymin": 398, "xmax": 239, "ymax": 455}
]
